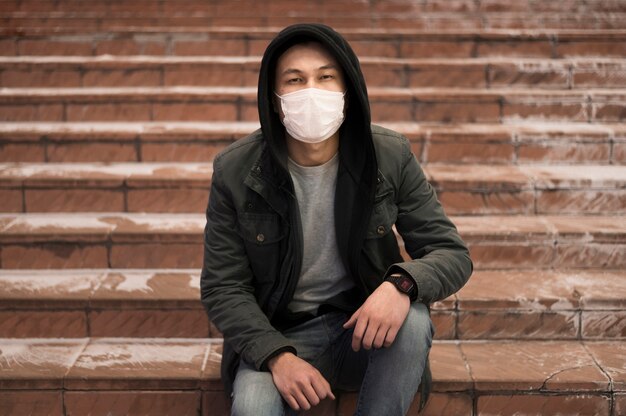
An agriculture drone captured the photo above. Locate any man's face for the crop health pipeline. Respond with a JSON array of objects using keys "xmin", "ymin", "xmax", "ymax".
[{"xmin": 273, "ymin": 42, "xmax": 346, "ymax": 117}]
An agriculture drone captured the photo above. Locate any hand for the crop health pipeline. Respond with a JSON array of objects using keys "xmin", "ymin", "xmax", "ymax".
[
  {"xmin": 343, "ymin": 281, "xmax": 410, "ymax": 351},
  {"xmin": 267, "ymin": 352, "xmax": 335, "ymax": 411}
]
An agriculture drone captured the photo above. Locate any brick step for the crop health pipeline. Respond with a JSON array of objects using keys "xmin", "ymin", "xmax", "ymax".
[
  {"xmin": 1, "ymin": 87, "xmax": 624, "ymax": 123},
  {"xmin": 1, "ymin": 162, "xmax": 624, "ymax": 215},
  {"xmin": 0, "ymin": 213, "xmax": 623, "ymax": 269},
  {"xmin": 2, "ymin": 0, "xmax": 625, "ymax": 14},
  {"xmin": 0, "ymin": 338, "xmax": 623, "ymax": 415},
  {"xmin": 2, "ymin": 121, "xmax": 624, "ymax": 165},
  {"xmin": 0, "ymin": 269, "xmax": 623, "ymax": 340},
  {"xmin": 3, "ymin": 56, "xmax": 626, "ymax": 89},
  {"xmin": 3, "ymin": 12, "xmax": 626, "ymax": 31},
  {"xmin": 2, "ymin": 28, "xmax": 625, "ymax": 58}
]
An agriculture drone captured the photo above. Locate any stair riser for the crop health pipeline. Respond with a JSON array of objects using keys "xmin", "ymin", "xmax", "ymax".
[
  {"xmin": 1, "ymin": 308, "xmax": 623, "ymax": 341},
  {"xmin": 1, "ymin": 241, "xmax": 623, "ymax": 270},
  {"xmin": 2, "ymin": 135, "xmax": 622, "ymax": 165},
  {"xmin": 1, "ymin": 95, "xmax": 624, "ymax": 123},
  {"xmin": 0, "ymin": 389, "xmax": 618, "ymax": 416},
  {"xmin": 2, "ymin": 61, "xmax": 626, "ymax": 89},
  {"xmin": 2, "ymin": 186, "xmax": 624, "ymax": 215},
  {"xmin": 2, "ymin": 32, "xmax": 626, "ymax": 58}
]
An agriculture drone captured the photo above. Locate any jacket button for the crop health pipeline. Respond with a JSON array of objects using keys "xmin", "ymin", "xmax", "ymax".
[
  {"xmin": 376, "ymin": 225, "xmax": 385, "ymax": 235},
  {"xmin": 256, "ymin": 233, "xmax": 265, "ymax": 243}
]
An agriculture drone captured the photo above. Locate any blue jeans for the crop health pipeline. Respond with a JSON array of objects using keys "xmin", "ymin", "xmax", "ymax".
[{"xmin": 231, "ymin": 302, "xmax": 433, "ymax": 416}]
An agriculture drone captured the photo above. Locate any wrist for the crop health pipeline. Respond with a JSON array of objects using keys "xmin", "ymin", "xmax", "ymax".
[
  {"xmin": 385, "ymin": 272, "xmax": 418, "ymax": 302},
  {"xmin": 267, "ymin": 351, "xmax": 294, "ymax": 372}
]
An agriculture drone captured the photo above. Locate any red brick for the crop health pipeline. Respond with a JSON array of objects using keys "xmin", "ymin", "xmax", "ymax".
[
  {"xmin": 25, "ymin": 189, "xmax": 125, "ymax": 212},
  {"xmin": 413, "ymin": 393, "xmax": 471, "ymax": 415},
  {"xmin": 615, "ymin": 142, "xmax": 626, "ymax": 164},
  {"xmin": 0, "ymin": 143, "xmax": 45, "ymax": 162},
  {"xmin": 18, "ymin": 40, "xmax": 93, "ymax": 56},
  {"xmin": 556, "ymin": 244, "xmax": 625, "ymax": 268},
  {"xmin": 142, "ymin": 42, "xmax": 167, "ymax": 55},
  {"xmin": 1, "ymin": 70, "xmax": 81, "ymax": 87},
  {"xmin": 66, "ymin": 103, "xmax": 151, "ymax": 122},
  {"xmin": 141, "ymin": 142, "xmax": 227, "ymax": 162},
  {"xmin": 95, "ymin": 40, "xmax": 141, "ymax": 55},
  {"xmin": 201, "ymin": 391, "xmax": 230, "ymax": 416},
  {"xmin": 616, "ymin": 394, "xmax": 626, "ymax": 415},
  {"xmin": 417, "ymin": 101, "xmax": 500, "ymax": 122},
  {"xmin": 426, "ymin": 141, "xmax": 514, "ymax": 164},
  {"xmin": 126, "ymin": 188, "xmax": 207, "ymax": 213},
  {"xmin": 488, "ymin": 63, "xmax": 570, "ymax": 88},
  {"xmin": 89, "ymin": 310, "xmax": 209, "ymax": 337},
  {"xmin": 82, "ymin": 70, "xmax": 162, "ymax": 87},
  {"xmin": 582, "ymin": 311, "xmax": 626, "ymax": 338},
  {"xmin": 477, "ymin": 41, "xmax": 553, "ymax": 57},
  {"xmin": 360, "ymin": 66, "xmax": 405, "ymax": 88},
  {"xmin": 349, "ymin": 40, "xmax": 399, "ymax": 58},
  {"xmin": 47, "ymin": 142, "xmax": 138, "ymax": 162},
  {"xmin": 468, "ymin": 243, "xmax": 555, "ymax": 269},
  {"xmin": 164, "ymin": 67, "xmax": 245, "ymax": 87},
  {"xmin": 0, "ymin": 40, "xmax": 16, "ymax": 56},
  {"xmin": 248, "ymin": 39, "xmax": 273, "ymax": 56},
  {"xmin": 0, "ymin": 391, "xmax": 63, "ymax": 416},
  {"xmin": 0, "ymin": 310, "xmax": 87, "ymax": 337},
  {"xmin": 518, "ymin": 142, "xmax": 611, "ymax": 163},
  {"xmin": 557, "ymin": 41, "xmax": 626, "ymax": 58},
  {"xmin": 593, "ymin": 102, "xmax": 626, "ymax": 122},
  {"xmin": 1, "ymin": 244, "xmax": 109, "ymax": 269},
  {"xmin": 572, "ymin": 63, "xmax": 626, "ymax": 88},
  {"xmin": 370, "ymin": 101, "xmax": 413, "ymax": 122},
  {"xmin": 110, "ymin": 243, "xmax": 202, "ymax": 268},
  {"xmin": 408, "ymin": 67, "xmax": 486, "ymax": 88},
  {"xmin": 0, "ymin": 104, "xmax": 64, "ymax": 122},
  {"xmin": 0, "ymin": 189, "xmax": 22, "ymax": 212},
  {"xmin": 152, "ymin": 103, "xmax": 238, "ymax": 121},
  {"xmin": 536, "ymin": 190, "xmax": 626, "ymax": 215},
  {"xmin": 457, "ymin": 311, "xmax": 579, "ymax": 339},
  {"xmin": 477, "ymin": 394, "xmax": 610, "ymax": 415},
  {"xmin": 503, "ymin": 101, "xmax": 588, "ymax": 122},
  {"xmin": 65, "ymin": 391, "xmax": 201, "ymax": 415},
  {"xmin": 173, "ymin": 40, "xmax": 246, "ymax": 56},
  {"xmin": 438, "ymin": 191, "xmax": 534, "ymax": 215},
  {"xmin": 241, "ymin": 101, "xmax": 260, "ymax": 122},
  {"xmin": 431, "ymin": 311, "xmax": 456, "ymax": 339},
  {"xmin": 400, "ymin": 41, "xmax": 473, "ymax": 58}
]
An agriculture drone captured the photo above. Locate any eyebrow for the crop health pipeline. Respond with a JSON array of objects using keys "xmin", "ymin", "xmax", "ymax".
[{"xmin": 280, "ymin": 64, "xmax": 339, "ymax": 76}]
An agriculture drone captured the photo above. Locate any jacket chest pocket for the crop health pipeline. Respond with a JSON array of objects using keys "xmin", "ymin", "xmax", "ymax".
[
  {"xmin": 237, "ymin": 212, "xmax": 287, "ymax": 283},
  {"xmin": 366, "ymin": 187, "xmax": 397, "ymax": 239}
]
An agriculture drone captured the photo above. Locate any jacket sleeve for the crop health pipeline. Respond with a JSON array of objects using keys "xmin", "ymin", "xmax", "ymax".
[
  {"xmin": 387, "ymin": 140, "xmax": 473, "ymax": 304},
  {"xmin": 200, "ymin": 155, "xmax": 296, "ymax": 370}
]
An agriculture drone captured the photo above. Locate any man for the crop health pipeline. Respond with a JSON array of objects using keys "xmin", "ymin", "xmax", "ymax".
[{"xmin": 201, "ymin": 23, "xmax": 472, "ymax": 415}]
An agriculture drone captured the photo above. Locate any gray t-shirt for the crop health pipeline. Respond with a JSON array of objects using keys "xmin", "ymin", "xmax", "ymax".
[{"xmin": 287, "ymin": 152, "xmax": 354, "ymax": 314}]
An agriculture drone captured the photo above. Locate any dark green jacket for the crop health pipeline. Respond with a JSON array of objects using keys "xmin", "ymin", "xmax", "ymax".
[
  {"xmin": 200, "ymin": 23, "xmax": 473, "ymax": 410},
  {"xmin": 200, "ymin": 124, "xmax": 473, "ymax": 408}
]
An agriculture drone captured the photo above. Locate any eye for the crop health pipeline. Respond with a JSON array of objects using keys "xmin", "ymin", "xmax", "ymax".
[
  {"xmin": 321, "ymin": 74, "xmax": 334, "ymax": 80},
  {"xmin": 287, "ymin": 77, "xmax": 302, "ymax": 84}
]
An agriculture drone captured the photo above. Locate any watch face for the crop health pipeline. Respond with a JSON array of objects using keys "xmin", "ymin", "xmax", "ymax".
[{"xmin": 399, "ymin": 278, "xmax": 413, "ymax": 292}]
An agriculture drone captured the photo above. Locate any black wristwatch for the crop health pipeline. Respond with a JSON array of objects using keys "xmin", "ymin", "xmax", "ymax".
[{"xmin": 385, "ymin": 273, "xmax": 418, "ymax": 301}]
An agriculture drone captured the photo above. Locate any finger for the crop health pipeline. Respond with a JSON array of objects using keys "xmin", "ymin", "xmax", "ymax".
[
  {"xmin": 292, "ymin": 389, "xmax": 311, "ymax": 411},
  {"xmin": 283, "ymin": 394, "xmax": 301, "ymax": 411},
  {"xmin": 301, "ymin": 381, "xmax": 321, "ymax": 407},
  {"xmin": 343, "ymin": 308, "xmax": 360, "ymax": 329},
  {"xmin": 311, "ymin": 374, "xmax": 334, "ymax": 401},
  {"xmin": 361, "ymin": 322, "xmax": 380, "ymax": 350},
  {"xmin": 373, "ymin": 325, "xmax": 389, "ymax": 349},
  {"xmin": 351, "ymin": 316, "xmax": 369, "ymax": 351},
  {"xmin": 383, "ymin": 326, "xmax": 399, "ymax": 348}
]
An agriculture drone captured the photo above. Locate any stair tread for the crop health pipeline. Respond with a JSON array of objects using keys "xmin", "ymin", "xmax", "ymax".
[
  {"xmin": 1, "ymin": 269, "xmax": 623, "ymax": 311},
  {"xmin": 0, "ymin": 337, "xmax": 623, "ymax": 393},
  {"xmin": 0, "ymin": 213, "xmax": 623, "ymax": 241}
]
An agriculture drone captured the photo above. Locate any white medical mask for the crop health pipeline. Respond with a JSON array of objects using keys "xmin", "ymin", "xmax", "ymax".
[{"xmin": 275, "ymin": 88, "xmax": 345, "ymax": 144}]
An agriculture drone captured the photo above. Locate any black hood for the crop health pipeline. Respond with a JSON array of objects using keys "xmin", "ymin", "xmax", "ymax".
[
  {"xmin": 257, "ymin": 23, "xmax": 377, "ymax": 186},
  {"xmin": 257, "ymin": 23, "xmax": 379, "ymax": 285}
]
